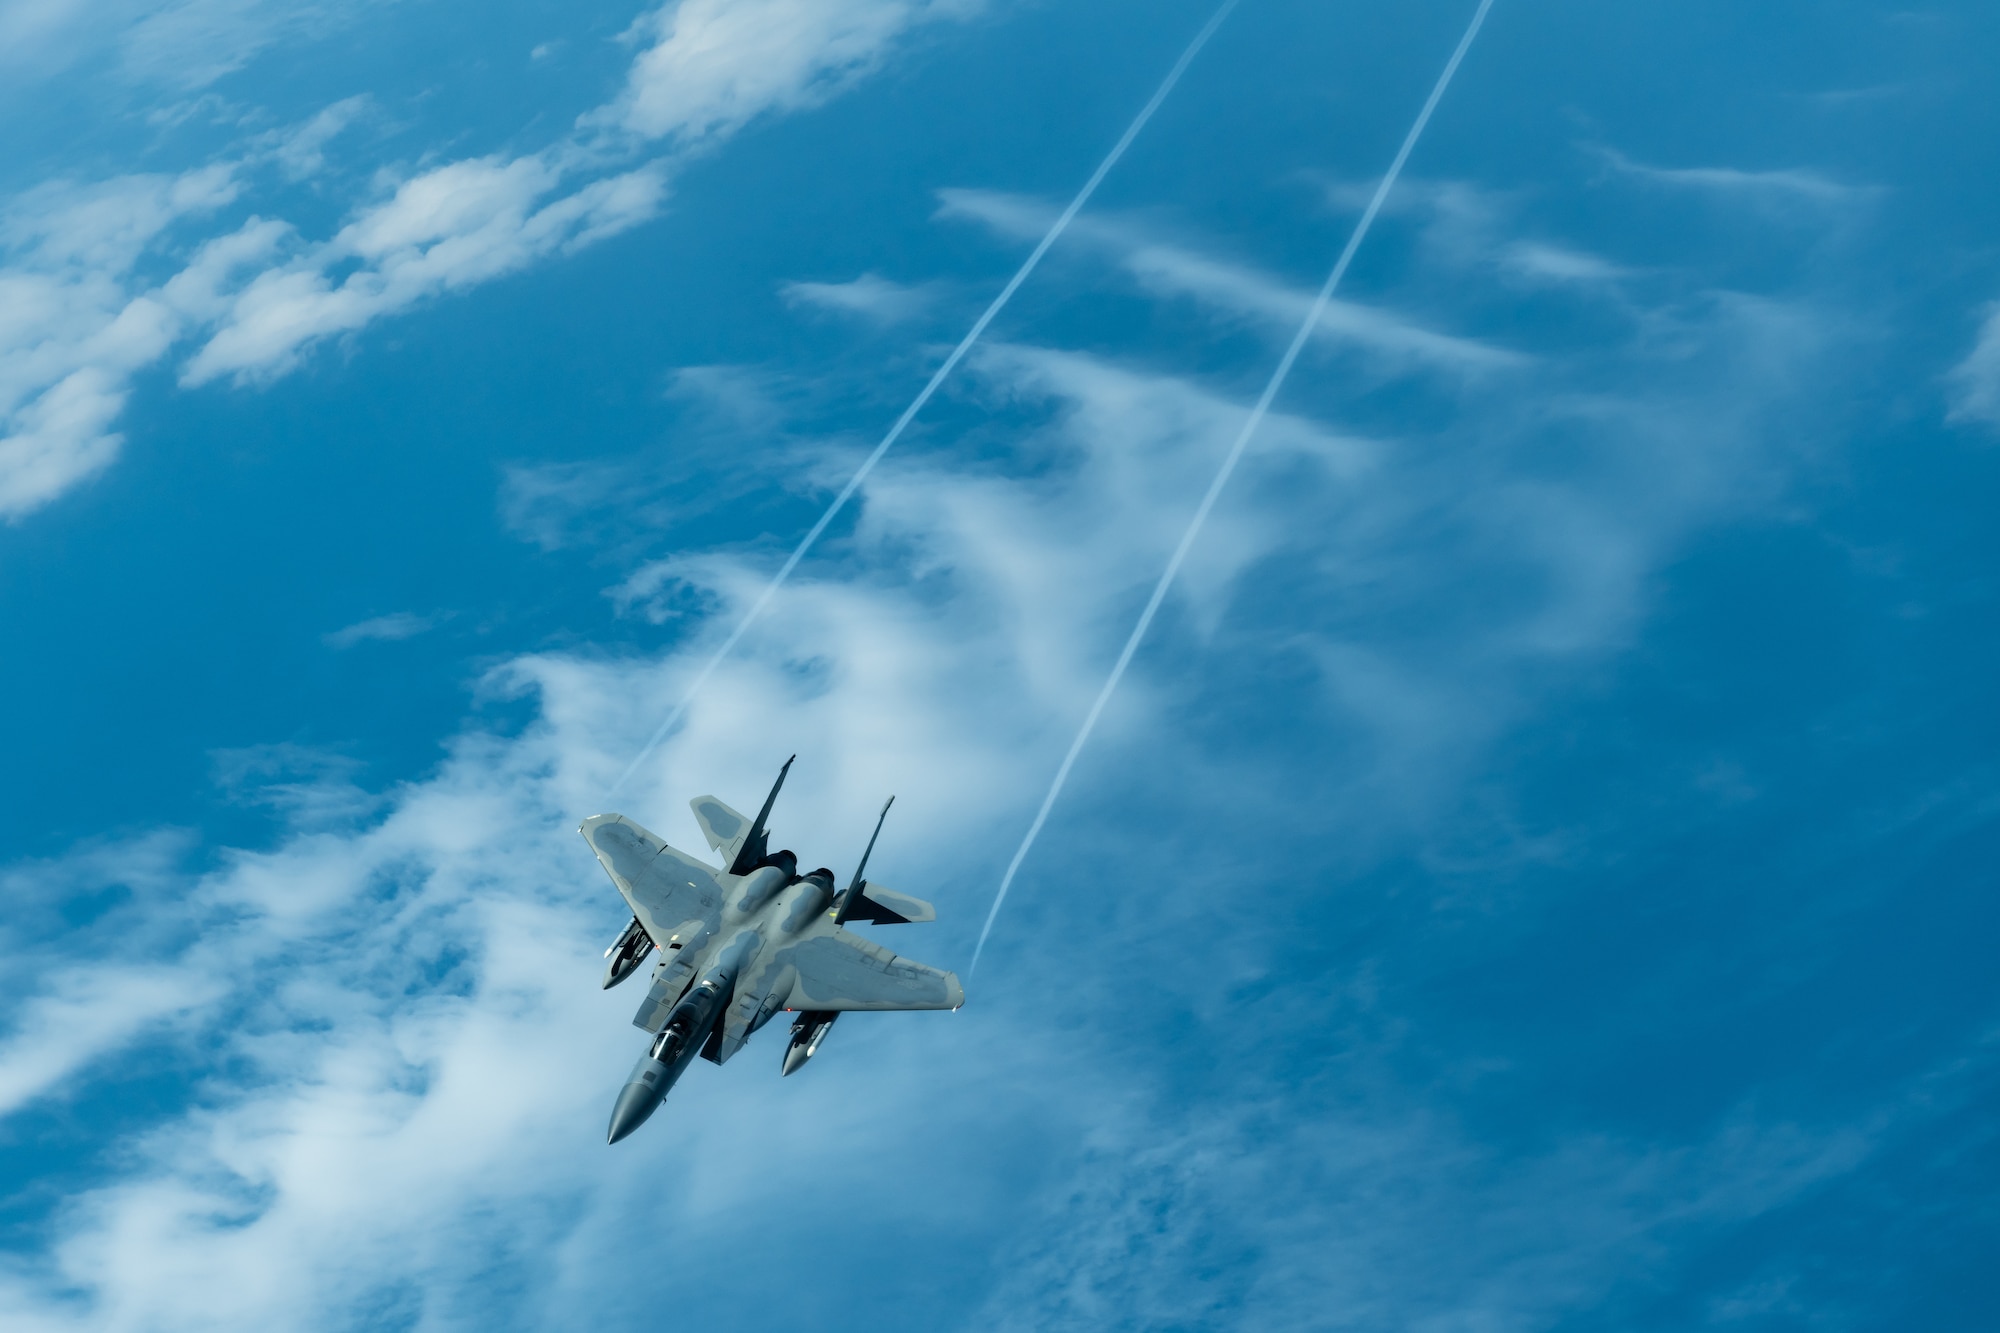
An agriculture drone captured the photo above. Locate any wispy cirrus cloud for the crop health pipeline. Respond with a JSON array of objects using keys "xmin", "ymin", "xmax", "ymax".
[
  {"xmin": 322, "ymin": 610, "xmax": 449, "ymax": 649},
  {"xmin": 1595, "ymin": 146, "xmax": 1870, "ymax": 206},
  {"xmin": 1946, "ymin": 303, "xmax": 2000, "ymax": 428},
  {"xmin": 592, "ymin": 0, "xmax": 979, "ymax": 145},
  {"xmin": 212, "ymin": 743, "xmax": 381, "ymax": 828},
  {"xmin": 0, "ymin": 966, "xmax": 225, "ymax": 1120},
  {"xmin": 1498, "ymin": 238, "xmax": 1633, "ymax": 286},
  {"xmin": 938, "ymin": 187, "xmax": 1527, "ymax": 374},
  {"xmin": 181, "ymin": 0, "xmax": 981, "ymax": 389},
  {"xmin": 0, "ymin": 0, "xmax": 385, "ymax": 91},
  {"xmin": 181, "ymin": 157, "xmax": 667, "ymax": 386},
  {"xmin": 971, "ymin": 1091, "xmax": 1878, "ymax": 1332},
  {"xmin": 0, "ymin": 165, "xmax": 236, "ymax": 520},
  {"xmin": 0, "ymin": 829, "xmax": 208, "ymax": 1119},
  {"xmin": 782, "ymin": 271, "xmax": 942, "ymax": 324}
]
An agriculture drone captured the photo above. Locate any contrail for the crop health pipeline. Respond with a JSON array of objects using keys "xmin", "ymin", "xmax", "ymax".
[
  {"xmin": 606, "ymin": 0, "xmax": 1244, "ymax": 799},
  {"xmin": 969, "ymin": 0, "xmax": 1498, "ymax": 973}
]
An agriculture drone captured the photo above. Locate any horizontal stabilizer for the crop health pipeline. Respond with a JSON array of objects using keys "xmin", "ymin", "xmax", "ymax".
[
  {"xmin": 840, "ymin": 882, "xmax": 935, "ymax": 925},
  {"xmin": 785, "ymin": 929, "xmax": 962, "ymax": 1011}
]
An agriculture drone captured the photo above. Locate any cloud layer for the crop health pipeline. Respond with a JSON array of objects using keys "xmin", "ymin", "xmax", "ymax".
[
  {"xmin": 9, "ymin": 3, "xmax": 1999, "ymax": 1328},
  {"xmin": 1, "ymin": 158, "xmax": 1948, "ymax": 1328}
]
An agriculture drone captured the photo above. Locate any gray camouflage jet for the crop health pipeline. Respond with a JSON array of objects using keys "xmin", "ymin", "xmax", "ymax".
[{"xmin": 583, "ymin": 757, "xmax": 963, "ymax": 1143}]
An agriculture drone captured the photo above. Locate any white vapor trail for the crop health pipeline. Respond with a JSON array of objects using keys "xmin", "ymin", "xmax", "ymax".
[
  {"xmin": 969, "ymin": 0, "xmax": 1499, "ymax": 972},
  {"xmin": 606, "ymin": 0, "xmax": 1244, "ymax": 799}
]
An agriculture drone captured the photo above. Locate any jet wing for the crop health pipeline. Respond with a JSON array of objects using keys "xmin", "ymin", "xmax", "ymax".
[
  {"xmin": 579, "ymin": 814, "xmax": 724, "ymax": 946},
  {"xmin": 782, "ymin": 928, "xmax": 964, "ymax": 1011},
  {"xmin": 688, "ymin": 795, "xmax": 753, "ymax": 868}
]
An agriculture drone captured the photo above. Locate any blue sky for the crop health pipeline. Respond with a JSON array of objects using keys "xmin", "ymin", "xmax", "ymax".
[{"xmin": 3, "ymin": 0, "xmax": 1999, "ymax": 1328}]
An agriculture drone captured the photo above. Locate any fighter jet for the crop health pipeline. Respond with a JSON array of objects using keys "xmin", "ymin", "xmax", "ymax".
[{"xmin": 582, "ymin": 757, "xmax": 963, "ymax": 1143}]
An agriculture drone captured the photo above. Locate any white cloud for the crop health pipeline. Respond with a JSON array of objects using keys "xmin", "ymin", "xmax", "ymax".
[
  {"xmin": 593, "ymin": 0, "xmax": 976, "ymax": 146},
  {"xmin": 0, "ymin": 0, "xmax": 384, "ymax": 91},
  {"xmin": 212, "ymin": 743, "xmax": 381, "ymax": 828},
  {"xmin": 498, "ymin": 457, "xmax": 631, "ymax": 553},
  {"xmin": 0, "ymin": 966, "xmax": 225, "ymax": 1119},
  {"xmin": 938, "ymin": 188, "xmax": 1526, "ymax": 374},
  {"xmin": 1123, "ymin": 236, "xmax": 1524, "ymax": 371},
  {"xmin": 322, "ymin": 610, "xmax": 448, "ymax": 649},
  {"xmin": 115, "ymin": 0, "xmax": 357, "ymax": 90},
  {"xmin": 1308, "ymin": 176, "xmax": 1643, "ymax": 305},
  {"xmin": 183, "ymin": 159, "xmax": 667, "ymax": 384},
  {"xmin": 1499, "ymin": 239, "xmax": 1631, "ymax": 286},
  {"xmin": 2, "ymin": 165, "xmax": 240, "ymax": 272},
  {"xmin": 259, "ymin": 94, "xmax": 370, "ymax": 182},
  {"xmin": 782, "ymin": 270, "xmax": 940, "ymax": 323},
  {"xmin": 0, "ymin": 366, "xmax": 136, "ymax": 519},
  {"xmin": 0, "ymin": 166, "xmax": 236, "ymax": 520},
  {"xmin": 1947, "ymin": 303, "xmax": 2000, "ymax": 428},
  {"xmin": 972, "ymin": 1096, "xmax": 1874, "ymax": 1332},
  {"xmin": 1597, "ymin": 147, "xmax": 1866, "ymax": 205},
  {"xmin": 499, "ymin": 365, "xmax": 798, "ymax": 557},
  {"xmin": 184, "ymin": 0, "xmax": 982, "ymax": 387},
  {"xmin": 0, "ymin": 830, "xmax": 209, "ymax": 1119}
]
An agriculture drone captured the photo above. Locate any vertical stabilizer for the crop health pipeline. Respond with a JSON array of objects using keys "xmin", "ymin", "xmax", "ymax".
[
  {"xmin": 727, "ymin": 756, "xmax": 795, "ymax": 875},
  {"xmin": 834, "ymin": 796, "xmax": 895, "ymax": 924}
]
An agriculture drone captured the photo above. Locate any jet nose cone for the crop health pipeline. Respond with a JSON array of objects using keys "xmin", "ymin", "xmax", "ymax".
[
  {"xmin": 606, "ymin": 1060, "xmax": 670, "ymax": 1144},
  {"xmin": 606, "ymin": 1085, "xmax": 653, "ymax": 1144}
]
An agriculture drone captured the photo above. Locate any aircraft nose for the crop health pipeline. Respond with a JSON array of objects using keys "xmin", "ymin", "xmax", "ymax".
[{"xmin": 606, "ymin": 1058, "xmax": 670, "ymax": 1144}]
